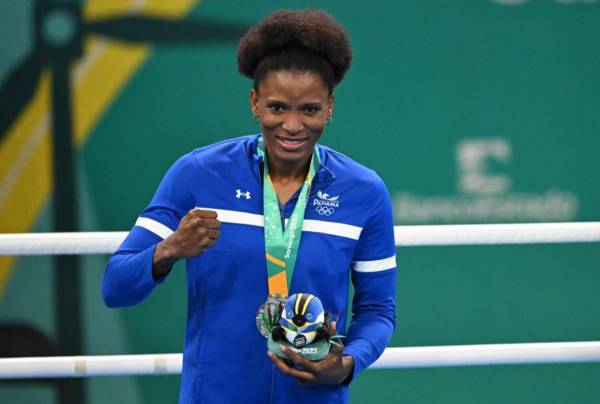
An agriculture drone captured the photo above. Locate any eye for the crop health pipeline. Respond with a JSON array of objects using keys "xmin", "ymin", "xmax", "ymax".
[
  {"xmin": 306, "ymin": 313, "xmax": 313, "ymax": 320},
  {"xmin": 302, "ymin": 104, "xmax": 321, "ymax": 114},
  {"xmin": 267, "ymin": 102, "xmax": 286, "ymax": 113},
  {"xmin": 288, "ymin": 311, "xmax": 294, "ymax": 317}
]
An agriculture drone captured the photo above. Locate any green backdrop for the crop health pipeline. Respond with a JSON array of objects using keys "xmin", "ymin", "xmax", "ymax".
[{"xmin": 1, "ymin": 0, "xmax": 599, "ymax": 403}]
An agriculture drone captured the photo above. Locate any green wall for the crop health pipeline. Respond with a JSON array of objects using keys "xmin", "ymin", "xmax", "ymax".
[{"xmin": 1, "ymin": 1, "xmax": 599, "ymax": 403}]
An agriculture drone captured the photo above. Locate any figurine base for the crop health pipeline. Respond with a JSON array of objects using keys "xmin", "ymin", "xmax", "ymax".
[{"xmin": 267, "ymin": 335, "xmax": 331, "ymax": 362}]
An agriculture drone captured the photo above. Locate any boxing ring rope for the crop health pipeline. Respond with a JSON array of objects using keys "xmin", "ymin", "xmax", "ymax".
[
  {"xmin": 1, "ymin": 221, "xmax": 599, "ymax": 255},
  {"xmin": 1, "ymin": 341, "xmax": 600, "ymax": 379},
  {"xmin": 1, "ymin": 221, "xmax": 599, "ymax": 379}
]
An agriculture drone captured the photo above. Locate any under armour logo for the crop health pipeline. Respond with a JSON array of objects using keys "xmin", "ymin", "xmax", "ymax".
[{"xmin": 236, "ymin": 189, "xmax": 251, "ymax": 199}]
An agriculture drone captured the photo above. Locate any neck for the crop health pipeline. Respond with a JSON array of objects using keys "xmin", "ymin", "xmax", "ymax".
[{"xmin": 267, "ymin": 153, "xmax": 312, "ymax": 184}]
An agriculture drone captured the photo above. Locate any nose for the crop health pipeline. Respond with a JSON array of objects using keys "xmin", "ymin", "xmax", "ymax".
[{"xmin": 282, "ymin": 112, "xmax": 303, "ymax": 134}]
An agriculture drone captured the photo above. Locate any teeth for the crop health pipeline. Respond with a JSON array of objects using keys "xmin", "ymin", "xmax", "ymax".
[{"xmin": 281, "ymin": 138, "xmax": 303, "ymax": 144}]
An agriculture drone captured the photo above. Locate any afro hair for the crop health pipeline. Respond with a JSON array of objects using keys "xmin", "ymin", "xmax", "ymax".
[{"xmin": 238, "ymin": 9, "xmax": 352, "ymax": 91}]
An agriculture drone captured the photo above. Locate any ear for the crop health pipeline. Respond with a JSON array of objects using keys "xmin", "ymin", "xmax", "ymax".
[
  {"xmin": 249, "ymin": 88, "xmax": 259, "ymax": 117},
  {"xmin": 327, "ymin": 92, "xmax": 335, "ymax": 119}
]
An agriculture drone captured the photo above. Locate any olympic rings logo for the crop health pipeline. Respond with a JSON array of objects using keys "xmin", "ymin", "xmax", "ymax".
[{"xmin": 315, "ymin": 206, "xmax": 335, "ymax": 216}]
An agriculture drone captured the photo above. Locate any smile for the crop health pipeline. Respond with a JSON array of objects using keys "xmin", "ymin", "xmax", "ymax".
[
  {"xmin": 280, "ymin": 138, "xmax": 305, "ymax": 144},
  {"xmin": 276, "ymin": 136, "xmax": 308, "ymax": 150}
]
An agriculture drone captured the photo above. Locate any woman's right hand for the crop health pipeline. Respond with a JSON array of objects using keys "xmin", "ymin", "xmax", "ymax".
[{"xmin": 152, "ymin": 209, "xmax": 221, "ymax": 280}]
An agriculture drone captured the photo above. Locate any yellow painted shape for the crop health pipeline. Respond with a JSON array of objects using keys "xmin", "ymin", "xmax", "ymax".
[
  {"xmin": 85, "ymin": 0, "xmax": 198, "ymax": 19},
  {"xmin": 0, "ymin": 124, "xmax": 52, "ymax": 231},
  {"xmin": 0, "ymin": 0, "xmax": 200, "ymax": 296},
  {"xmin": 84, "ymin": 0, "xmax": 144, "ymax": 19},
  {"xmin": 137, "ymin": 0, "xmax": 200, "ymax": 18}
]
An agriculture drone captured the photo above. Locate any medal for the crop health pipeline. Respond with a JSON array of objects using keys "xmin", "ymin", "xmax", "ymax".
[
  {"xmin": 255, "ymin": 136, "xmax": 320, "ymax": 337},
  {"xmin": 255, "ymin": 294, "xmax": 287, "ymax": 338}
]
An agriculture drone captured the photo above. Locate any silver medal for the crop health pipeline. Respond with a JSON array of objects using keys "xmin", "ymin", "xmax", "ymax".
[{"xmin": 255, "ymin": 294, "xmax": 287, "ymax": 338}]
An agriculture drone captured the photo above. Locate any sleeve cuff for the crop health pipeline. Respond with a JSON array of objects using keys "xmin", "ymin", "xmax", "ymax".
[
  {"xmin": 147, "ymin": 243, "xmax": 169, "ymax": 284},
  {"xmin": 342, "ymin": 340, "xmax": 377, "ymax": 383},
  {"xmin": 341, "ymin": 354, "xmax": 356, "ymax": 385}
]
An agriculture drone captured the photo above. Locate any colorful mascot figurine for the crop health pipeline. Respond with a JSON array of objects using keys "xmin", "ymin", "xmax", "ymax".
[{"xmin": 259, "ymin": 293, "xmax": 344, "ymax": 361}]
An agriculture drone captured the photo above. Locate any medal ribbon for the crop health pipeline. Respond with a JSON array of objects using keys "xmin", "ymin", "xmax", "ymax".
[{"xmin": 257, "ymin": 136, "xmax": 320, "ymax": 297}]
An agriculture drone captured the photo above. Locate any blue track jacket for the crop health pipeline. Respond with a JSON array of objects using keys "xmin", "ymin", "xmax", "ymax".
[{"xmin": 103, "ymin": 134, "xmax": 397, "ymax": 403}]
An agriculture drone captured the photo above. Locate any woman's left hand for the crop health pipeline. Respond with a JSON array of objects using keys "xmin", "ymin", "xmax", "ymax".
[{"xmin": 267, "ymin": 322, "xmax": 354, "ymax": 385}]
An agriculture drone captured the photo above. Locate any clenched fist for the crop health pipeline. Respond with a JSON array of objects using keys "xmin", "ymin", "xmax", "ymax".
[{"xmin": 152, "ymin": 209, "xmax": 221, "ymax": 280}]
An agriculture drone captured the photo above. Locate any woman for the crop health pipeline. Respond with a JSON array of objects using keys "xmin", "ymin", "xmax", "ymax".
[{"xmin": 103, "ymin": 9, "xmax": 397, "ymax": 404}]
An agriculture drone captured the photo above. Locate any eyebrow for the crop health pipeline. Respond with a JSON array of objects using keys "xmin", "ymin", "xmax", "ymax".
[
  {"xmin": 265, "ymin": 98, "xmax": 323, "ymax": 105},
  {"xmin": 300, "ymin": 103, "xmax": 323, "ymax": 108}
]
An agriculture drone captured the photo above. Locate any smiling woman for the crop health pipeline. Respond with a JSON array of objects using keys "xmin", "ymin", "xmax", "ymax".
[
  {"xmin": 251, "ymin": 71, "xmax": 331, "ymax": 203},
  {"xmin": 239, "ymin": 9, "xmax": 351, "ymax": 204},
  {"xmin": 103, "ymin": 8, "xmax": 397, "ymax": 404}
]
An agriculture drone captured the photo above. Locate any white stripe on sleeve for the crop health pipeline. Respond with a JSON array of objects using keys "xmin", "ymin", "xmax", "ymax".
[
  {"xmin": 302, "ymin": 219, "xmax": 362, "ymax": 240},
  {"xmin": 352, "ymin": 255, "xmax": 397, "ymax": 273},
  {"xmin": 135, "ymin": 217, "xmax": 174, "ymax": 240},
  {"xmin": 195, "ymin": 207, "xmax": 264, "ymax": 227}
]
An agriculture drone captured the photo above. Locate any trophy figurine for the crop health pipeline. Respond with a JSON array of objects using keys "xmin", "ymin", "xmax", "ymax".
[{"xmin": 259, "ymin": 293, "xmax": 344, "ymax": 361}]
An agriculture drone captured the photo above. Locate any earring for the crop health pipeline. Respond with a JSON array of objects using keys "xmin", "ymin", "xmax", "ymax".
[
  {"xmin": 327, "ymin": 115, "xmax": 333, "ymax": 125},
  {"xmin": 253, "ymin": 113, "xmax": 260, "ymax": 122}
]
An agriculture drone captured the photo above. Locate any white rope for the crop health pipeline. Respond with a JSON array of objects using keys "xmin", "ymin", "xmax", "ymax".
[
  {"xmin": 1, "ymin": 222, "xmax": 599, "ymax": 255},
  {"xmin": 371, "ymin": 341, "xmax": 600, "ymax": 368},
  {"xmin": 394, "ymin": 222, "xmax": 600, "ymax": 246},
  {"xmin": 1, "ymin": 341, "xmax": 599, "ymax": 379},
  {"xmin": 0, "ymin": 231, "xmax": 127, "ymax": 255},
  {"xmin": 0, "ymin": 353, "xmax": 181, "ymax": 379}
]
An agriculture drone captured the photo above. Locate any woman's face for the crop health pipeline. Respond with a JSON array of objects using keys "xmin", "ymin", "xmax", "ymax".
[{"xmin": 250, "ymin": 70, "xmax": 334, "ymax": 169}]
